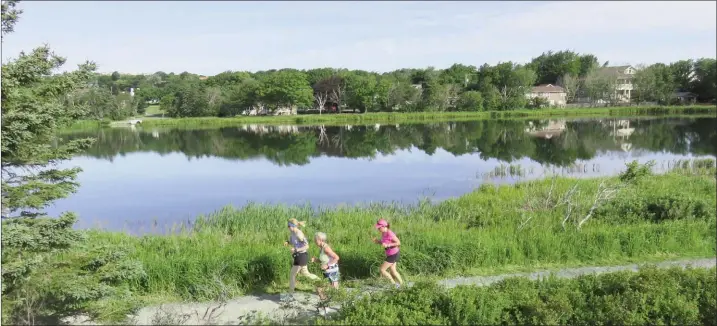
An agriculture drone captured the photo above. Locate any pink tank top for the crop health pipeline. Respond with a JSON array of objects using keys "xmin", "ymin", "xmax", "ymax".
[{"xmin": 381, "ymin": 230, "xmax": 400, "ymax": 256}]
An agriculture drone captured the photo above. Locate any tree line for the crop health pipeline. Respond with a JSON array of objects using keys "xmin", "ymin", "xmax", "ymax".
[{"xmin": 68, "ymin": 51, "xmax": 716, "ymax": 120}]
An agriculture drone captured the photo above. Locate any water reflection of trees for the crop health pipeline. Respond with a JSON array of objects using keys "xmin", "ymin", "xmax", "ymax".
[{"xmin": 60, "ymin": 118, "xmax": 716, "ymax": 167}]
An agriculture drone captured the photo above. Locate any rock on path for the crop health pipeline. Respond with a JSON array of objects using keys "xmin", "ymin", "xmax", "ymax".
[{"xmin": 68, "ymin": 258, "xmax": 716, "ymax": 325}]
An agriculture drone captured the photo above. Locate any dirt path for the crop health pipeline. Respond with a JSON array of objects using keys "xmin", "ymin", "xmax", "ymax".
[{"xmin": 68, "ymin": 258, "xmax": 715, "ymax": 325}]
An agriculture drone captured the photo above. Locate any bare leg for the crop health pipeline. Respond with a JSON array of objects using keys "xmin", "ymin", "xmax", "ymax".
[
  {"xmin": 289, "ymin": 265, "xmax": 301, "ymax": 292},
  {"xmin": 379, "ymin": 261, "xmax": 396, "ymax": 284},
  {"xmin": 389, "ymin": 264, "xmax": 404, "ymax": 285},
  {"xmin": 298, "ymin": 265, "xmax": 320, "ymax": 280}
]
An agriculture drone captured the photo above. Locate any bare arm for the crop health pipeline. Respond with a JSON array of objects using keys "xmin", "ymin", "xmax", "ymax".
[{"xmin": 323, "ymin": 245, "xmax": 340, "ymax": 265}]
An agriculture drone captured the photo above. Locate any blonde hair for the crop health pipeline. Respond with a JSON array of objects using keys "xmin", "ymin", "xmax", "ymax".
[
  {"xmin": 314, "ymin": 232, "xmax": 327, "ymax": 242},
  {"xmin": 288, "ymin": 218, "xmax": 306, "ymax": 228}
]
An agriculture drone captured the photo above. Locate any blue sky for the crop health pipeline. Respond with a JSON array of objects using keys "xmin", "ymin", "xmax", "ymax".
[{"xmin": 3, "ymin": 1, "xmax": 716, "ymax": 75}]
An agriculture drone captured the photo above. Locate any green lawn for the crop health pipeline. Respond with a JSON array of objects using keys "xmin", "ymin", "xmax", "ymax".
[{"xmin": 143, "ymin": 104, "xmax": 165, "ymax": 117}]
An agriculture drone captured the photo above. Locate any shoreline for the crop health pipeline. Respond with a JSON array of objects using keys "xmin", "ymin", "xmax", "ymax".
[
  {"xmin": 8, "ymin": 169, "xmax": 715, "ymax": 324},
  {"xmin": 64, "ymin": 105, "xmax": 717, "ymax": 130}
]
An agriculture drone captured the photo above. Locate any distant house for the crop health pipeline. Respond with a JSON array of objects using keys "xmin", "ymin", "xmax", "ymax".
[
  {"xmin": 673, "ymin": 91, "xmax": 697, "ymax": 104},
  {"xmin": 526, "ymin": 84, "xmax": 567, "ymax": 107},
  {"xmin": 199, "ymin": 75, "xmax": 209, "ymax": 81},
  {"xmin": 604, "ymin": 65, "xmax": 636, "ymax": 103},
  {"xmin": 576, "ymin": 65, "xmax": 636, "ymax": 104}
]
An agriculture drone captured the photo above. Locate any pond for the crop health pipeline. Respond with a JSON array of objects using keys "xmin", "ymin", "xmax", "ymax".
[{"xmin": 52, "ymin": 117, "xmax": 716, "ymax": 231}]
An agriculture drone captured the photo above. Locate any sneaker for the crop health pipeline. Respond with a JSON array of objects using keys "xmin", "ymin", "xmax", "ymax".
[{"xmin": 394, "ymin": 283, "xmax": 401, "ymax": 289}]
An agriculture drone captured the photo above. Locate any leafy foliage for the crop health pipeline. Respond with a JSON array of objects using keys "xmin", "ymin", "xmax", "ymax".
[
  {"xmin": 1, "ymin": 15, "xmax": 96, "ymax": 218},
  {"xmin": 1, "ymin": 6, "xmax": 146, "ymax": 324},
  {"xmin": 1, "ymin": 214, "xmax": 148, "ymax": 324},
  {"xmin": 317, "ymin": 267, "xmax": 717, "ymax": 325}
]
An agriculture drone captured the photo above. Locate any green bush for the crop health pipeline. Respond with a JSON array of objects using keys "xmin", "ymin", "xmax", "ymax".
[
  {"xmin": 596, "ymin": 172, "xmax": 716, "ymax": 224},
  {"xmin": 1, "ymin": 214, "xmax": 147, "ymax": 324},
  {"xmin": 318, "ymin": 267, "xmax": 717, "ymax": 325}
]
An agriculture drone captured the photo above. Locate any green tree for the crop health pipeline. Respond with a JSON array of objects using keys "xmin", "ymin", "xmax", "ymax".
[
  {"xmin": 480, "ymin": 84, "xmax": 502, "ymax": 111},
  {"xmin": 691, "ymin": 58, "xmax": 716, "ymax": 102},
  {"xmin": 385, "ymin": 80, "xmax": 421, "ymax": 112},
  {"xmin": 578, "ymin": 54, "xmax": 600, "ymax": 77},
  {"xmin": 633, "ymin": 63, "xmax": 675, "ymax": 104},
  {"xmin": 1, "ymin": 50, "xmax": 96, "ymax": 218},
  {"xmin": 1, "ymin": 0, "xmax": 21, "ymax": 37},
  {"xmin": 669, "ymin": 59, "xmax": 693, "ymax": 92},
  {"xmin": 159, "ymin": 94, "xmax": 175, "ymax": 113},
  {"xmin": 259, "ymin": 69, "xmax": 313, "ymax": 111},
  {"xmin": 1, "ymin": 6, "xmax": 145, "ymax": 323},
  {"xmin": 529, "ymin": 50, "xmax": 582, "ymax": 85},
  {"xmin": 218, "ymin": 78, "xmax": 262, "ymax": 117},
  {"xmin": 493, "ymin": 62, "xmax": 536, "ymax": 110},
  {"xmin": 167, "ymin": 82, "xmax": 211, "ymax": 117},
  {"xmin": 439, "ymin": 63, "xmax": 478, "ymax": 89},
  {"xmin": 583, "ymin": 68, "xmax": 617, "ymax": 105},
  {"xmin": 205, "ymin": 70, "xmax": 251, "ymax": 87},
  {"xmin": 344, "ymin": 73, "xmax": 378, "ymax": 113},
  {"xmin": 456, "ymin": 90, "xmax": 483, "ymax": 111}
]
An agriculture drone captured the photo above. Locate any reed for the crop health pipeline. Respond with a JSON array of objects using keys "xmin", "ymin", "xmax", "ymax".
[{"xmin": 86, "ymin": 168, "xmax": 716, "ymax": 301}]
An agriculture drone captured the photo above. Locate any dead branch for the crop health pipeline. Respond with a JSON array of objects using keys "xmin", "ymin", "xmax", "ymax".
[
  {"xmin": 577, "ymin": 180, "xmax": 622, "ymax": 230},
  {"xmin": 557, "ymin": 184, "xmax": 580, "ymax": 230}
]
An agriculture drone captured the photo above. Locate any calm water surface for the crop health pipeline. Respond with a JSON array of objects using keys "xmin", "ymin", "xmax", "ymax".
[{"xmin": 52, "ymin": 117, "xmax": 716, "ymax": 231}]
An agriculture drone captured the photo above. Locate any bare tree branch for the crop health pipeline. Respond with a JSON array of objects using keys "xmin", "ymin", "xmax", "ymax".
[{"xmin": 577, "ymin": 180, "xmax": 622, "ymax": 230}]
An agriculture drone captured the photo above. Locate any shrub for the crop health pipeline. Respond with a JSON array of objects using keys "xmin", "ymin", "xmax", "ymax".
[
  {"xmin": 1, "ymin": 214, "xmax": 146, "ymax": 324},
  {"xmin": 618, "ymin": 160, "xmax": 655, "ymax": 184},
  {"xmin": 318, "ymin": 267, "xmax": 717, "ymax": 325}
]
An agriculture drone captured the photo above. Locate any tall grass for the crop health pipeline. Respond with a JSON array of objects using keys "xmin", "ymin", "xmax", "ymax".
[
  {"xmin": 85, "ymin": 167, "xmax": 716, "ymax": 302},
  {"xmin": 65, "ymin": 105, "xmax": 716, "ymax": 130}
]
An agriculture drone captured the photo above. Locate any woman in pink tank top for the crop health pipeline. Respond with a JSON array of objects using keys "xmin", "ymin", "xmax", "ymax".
[{"xmin": 373, "ymin": 219, "xmax": 404, "ymax": 288}]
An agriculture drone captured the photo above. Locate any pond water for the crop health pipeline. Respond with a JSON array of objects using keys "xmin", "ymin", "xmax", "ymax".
[{"xmin": 52, "ymin": 117, "xmax": 716, "ymax": 231}]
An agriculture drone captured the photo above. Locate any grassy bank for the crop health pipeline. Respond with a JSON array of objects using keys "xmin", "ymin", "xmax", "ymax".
[
  {"xmin": 4, "ymin": 163, "xmax": 715, "ymax": 323},
  {"xmin": 65, "ymin": 105, "xmax": 716, "ymax": 130},
  {"xmin": 314, "ymin": 266, "xmax": 717, "ymax": 325},
  {"xmin": 86, "ymin": 165, "xmax": 715, "ymax": 303}
]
